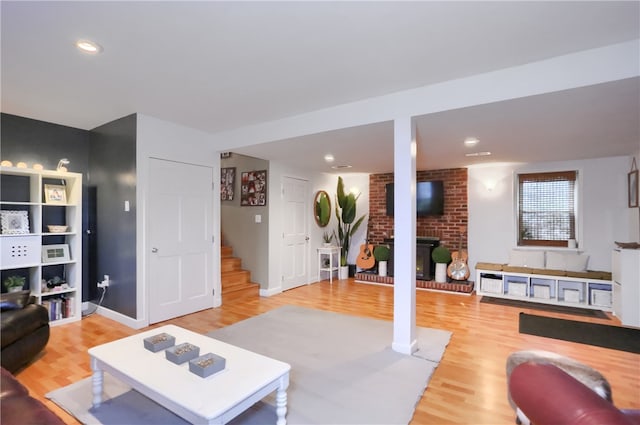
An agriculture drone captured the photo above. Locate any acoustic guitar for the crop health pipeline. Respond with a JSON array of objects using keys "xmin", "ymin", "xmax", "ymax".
[
  {"xmin": 356, "ymin": 227, "xmax": 375, "ymax": 270},
  {"xmin": 447, "ymin": 231, "xmax": 470, "ymax": 281}
]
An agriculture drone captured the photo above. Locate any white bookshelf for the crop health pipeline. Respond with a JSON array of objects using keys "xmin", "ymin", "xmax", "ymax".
[{"xmin": 0, "ymin": 166, "xmax": 82, "ymax": 325}]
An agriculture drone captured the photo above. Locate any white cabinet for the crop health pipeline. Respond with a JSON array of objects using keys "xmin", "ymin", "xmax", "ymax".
[
  {"xmin": 476, "ymin": 268, "xmax": 613, "ymax": 311},
  {"xmin": 1, "ymin": 166, "xmax": 82, "ymax": 325},
  {"xmin": 612, "ymin": 249, "xmax": 640, "ymax": 327}
]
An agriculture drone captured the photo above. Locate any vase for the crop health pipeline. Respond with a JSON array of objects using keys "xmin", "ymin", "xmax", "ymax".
[
  {"xmin": 8, "ymin": 286, "xmax": 23, "ymax": 293},
  {"xmin": 339, "ymin": 266, "xmax": 349, "ymax": 280},
  {"xmin": 378, "ymin": 261, "xmax": 388, "ymax": 277},
  {"xmin": 435, "ymin": 263, "xmax": 448, "ymax": 283}
]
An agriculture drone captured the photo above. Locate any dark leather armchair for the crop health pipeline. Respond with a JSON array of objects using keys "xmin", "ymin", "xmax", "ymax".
[{"xmin": 1, "ymin": 290, "xmax": 50, "ymax": 373}]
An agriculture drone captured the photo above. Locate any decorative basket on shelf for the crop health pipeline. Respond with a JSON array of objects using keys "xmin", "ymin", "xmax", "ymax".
[{"xmin": 47, "ymin": 225, "xmax": 69, "ymax": 233}]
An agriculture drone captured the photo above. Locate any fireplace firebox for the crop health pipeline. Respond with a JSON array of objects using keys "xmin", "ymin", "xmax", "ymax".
[{"xmin": 384, "ymin": 237, "xmax": 440, "ymax": 280}]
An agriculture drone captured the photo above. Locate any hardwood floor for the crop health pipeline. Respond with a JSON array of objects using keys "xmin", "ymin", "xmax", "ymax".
[{"xmin": 14, "ymin": 279, "xmax": 640, "ymax": 424}]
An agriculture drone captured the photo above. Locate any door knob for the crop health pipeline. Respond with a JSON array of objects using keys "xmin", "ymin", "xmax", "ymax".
[
  {"xmin": 305, "ymin": 236, "xmax": 310, "ymax": 241},
  {"xmin": 151, "ymin": 247, "xmax": 158, "ymax": 253}
]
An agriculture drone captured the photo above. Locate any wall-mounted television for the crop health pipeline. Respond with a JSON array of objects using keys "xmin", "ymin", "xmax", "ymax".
[{"xmin": 386, "ymin": 180, "xmax": 444, "ymax": 216}]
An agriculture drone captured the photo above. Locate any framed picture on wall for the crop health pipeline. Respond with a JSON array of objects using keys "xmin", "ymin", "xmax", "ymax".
[
  {"xmin": 221, "ymin": 167, "xmax": 236, "ymax": 201},
  {"xmin": 240, "ymin": 170, "xmax": 267, "ymax": 206},
  {"xmin": 0, "ymin": 210, "xmax": 29, "ymax": 234},
  {"xmin": 629, "ymin": 169, "xmax": 638, "ymax": 208},
  {"xmin": 44, "ymin": 184, "xmax": 67, "ymax": 204},
  {"xmin": 41, "ymin": 244, "xmax": 70, "ymax": 263}
]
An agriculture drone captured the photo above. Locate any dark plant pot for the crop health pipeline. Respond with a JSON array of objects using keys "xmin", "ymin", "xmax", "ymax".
[{"xmin": 348, "ymin": 264, "xmax": 356, "ymax": 277}]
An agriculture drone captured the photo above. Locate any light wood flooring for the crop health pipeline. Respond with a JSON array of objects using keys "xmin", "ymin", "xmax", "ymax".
[{"xmin": 14, "ymin": 279, "xmax": 640, "ymax": 424}]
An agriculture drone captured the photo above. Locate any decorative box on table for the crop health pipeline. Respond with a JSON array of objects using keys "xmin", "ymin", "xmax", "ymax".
[
  {"xmin": 189, "ymin": 353, "xmax": 226, "ymax": 378},
  {"xmin": 166, "ymin": 343, "xmax": 200, "ymax": 364},
  {"xmin": 143, "ymin": 333, "xmax": 176, "ymax": 352}
]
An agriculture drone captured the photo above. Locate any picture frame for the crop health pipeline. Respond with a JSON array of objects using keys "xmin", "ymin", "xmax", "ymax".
[
  {"xmin": 0, "ymin": 210, "xmax": 29, "ymax": 234},
  {"xmin": 629, "ymin": 170, "xmax": 638, "ymax": 208},
  {"xmin": 240, "ymin": 170, "xmax": 267, "ymax": 206},
  {"xmin": 41, "ymin": 244, "xmax": 70, "ymax": 263},
  {"xmin": 44, "ymin": 184, "xmax": 67, "ymax": 204},
  {"xmin": 221, "ymin": 167, "xmax": 236, "ymax": 201}
]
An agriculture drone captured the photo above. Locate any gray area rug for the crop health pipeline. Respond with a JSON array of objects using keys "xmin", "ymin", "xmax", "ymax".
[{"xmin": 47, "ymin": 305, "xmax": 451, "ymax": 425}]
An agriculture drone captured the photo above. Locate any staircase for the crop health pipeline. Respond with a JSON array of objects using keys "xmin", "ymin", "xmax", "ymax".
[{"xmin": 221, "ymin": 245, "xmax": 260, "ymax": 302}]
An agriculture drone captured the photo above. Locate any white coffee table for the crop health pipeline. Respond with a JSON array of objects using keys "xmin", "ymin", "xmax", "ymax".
[{"xmin": 89, "ymin": 324, "xmax": 291, "ymax": 425}]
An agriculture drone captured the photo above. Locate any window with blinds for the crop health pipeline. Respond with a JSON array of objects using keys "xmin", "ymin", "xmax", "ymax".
[{"xmin": 517, "ymin": 171, "xmax": 577, "ymax": 247}]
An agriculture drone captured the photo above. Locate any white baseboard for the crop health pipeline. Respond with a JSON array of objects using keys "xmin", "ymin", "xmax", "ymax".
[
  {"xmin": 259, "ymin": 286, "xmax": 282, "ymax": 297},
  {"xmin": 84, "ymin": 303, "xmax": 148, "ymax": 329}
]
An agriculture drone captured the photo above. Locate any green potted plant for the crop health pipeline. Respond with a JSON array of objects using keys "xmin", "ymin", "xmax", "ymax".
[
  {"xmin": 431, "ymin": 246, "xmax": 451, "ymax": 283},
  {"xmin": 3, "ymin": 275, "xmax": 26, "ymax": 293},
  {"xmin": 335, "ymin": 176, "xmax": 366, "ymax": 279},
  {"xmin": 373, "ymin": 245, "xmax": 390, "ymax": 277},
  {"xmin": 322, "ymin": 230, "xmax": 335, "ymax": 246}
]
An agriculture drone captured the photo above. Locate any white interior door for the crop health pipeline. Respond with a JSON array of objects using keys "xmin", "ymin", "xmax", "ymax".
[
  {"xmin": 281, "ymin": 176, "xmax": 309, "ymax": 291},
  {"xmin": 148, "ymin": 158, "xmax": 214, "ymax": 324}
]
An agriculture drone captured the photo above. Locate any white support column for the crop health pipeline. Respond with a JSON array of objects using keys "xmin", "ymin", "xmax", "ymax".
[{"xmin": 391, "ymin": 117, "xmax": 417, "ymax": 355}]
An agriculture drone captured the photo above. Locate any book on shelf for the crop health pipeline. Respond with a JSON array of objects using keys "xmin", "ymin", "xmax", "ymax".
[{"xmin": 42, "ymin": 296, "xmax": 74, "ymax": 320}]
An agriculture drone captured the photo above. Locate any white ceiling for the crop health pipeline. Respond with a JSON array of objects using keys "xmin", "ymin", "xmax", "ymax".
[{"xmin": 2, "ymin": 1, "xmax": 639, "ymax": 173}]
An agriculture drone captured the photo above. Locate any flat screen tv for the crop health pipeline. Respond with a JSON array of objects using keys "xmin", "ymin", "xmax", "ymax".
[{"xmin": 385, "ymin": 181, "xmax": 444, "ymax": 216}]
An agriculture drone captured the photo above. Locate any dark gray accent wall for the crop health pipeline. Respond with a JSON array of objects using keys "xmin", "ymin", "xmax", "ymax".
[
  {"xmin": 89, "ymin": 114, "xmax": 137, "ymax": 318},
  {"xmin": 1, "ymin": 113, "xmax": 93, "ymax": 300}
]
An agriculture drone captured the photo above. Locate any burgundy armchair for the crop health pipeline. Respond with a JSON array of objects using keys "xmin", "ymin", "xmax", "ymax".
[{"xmin": 509, "ymin": 362, "xmax": 640, "ymax": 425}]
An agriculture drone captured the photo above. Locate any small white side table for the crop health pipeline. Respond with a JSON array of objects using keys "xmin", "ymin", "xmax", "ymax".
[{"xmin": 317, "ymin": 246, "xmax": 340, "ymax": 283}]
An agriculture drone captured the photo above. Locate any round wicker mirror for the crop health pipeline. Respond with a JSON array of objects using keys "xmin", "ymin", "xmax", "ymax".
[{"xmin": 314, "ymin": 190, "xmax": 331, "ymax": 227}]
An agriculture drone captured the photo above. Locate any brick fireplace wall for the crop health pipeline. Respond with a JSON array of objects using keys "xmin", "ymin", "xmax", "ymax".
[{"xmin": 368, "ymin": 168, "xmax": 468, "ymax": 251}]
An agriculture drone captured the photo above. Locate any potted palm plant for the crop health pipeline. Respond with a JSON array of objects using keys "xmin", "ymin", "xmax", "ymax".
[
  {"xmin": 431, "ymin": 246, "xmax": 451, "ymax": 283},
  {"xmin": 373, "ymin": 245, "xmax": 390, "ymax": 277},
  {"xmin": 335, "ymin": 176, "xmax": 366, "ymax": 279}
]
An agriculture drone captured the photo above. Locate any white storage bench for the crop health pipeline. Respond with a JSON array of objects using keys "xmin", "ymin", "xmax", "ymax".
[{"xmin": 476, "ymin": 262, "xmax": 613, "ymax": 311}]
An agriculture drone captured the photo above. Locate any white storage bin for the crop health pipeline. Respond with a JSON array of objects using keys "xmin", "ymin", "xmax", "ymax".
[
  {"xmin": 564, "ymin": 289, "xmax": 580, "ymax": 303},
  {"xmin": 590, "ymin": 289, "xmax": 612, "ymax": 308},
  {"xmin": 532, "ymin": 285, "xmax": 551, "ymax": 299},
  {"xmin": 0, "ymin": 235, "xmax": 40, "ymax": 268},
  {"xmin": 508, "ymin": 281, "xmax": 527, "ymax": 297},
  {"xmin": 481, "ymin": 277, "xmax": 503, "ymax": 294}
]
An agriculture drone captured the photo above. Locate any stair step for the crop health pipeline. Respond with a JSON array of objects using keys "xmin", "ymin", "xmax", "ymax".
[
  {"xmin": 221, "ymin": 246, "xmax": 233, "ymax": 258},
  {"xmin": 221, "ymin": 257, "xmax": 242, "ymax": 272},
  {"xmin": 220, "ymin": 241, "xmax": 259, "ymax": 302},
  {"xmin": 222, "ymin": 270, "xmax": 252, "ymax": 290},
  {"xmin": 222, "ymin": 282, "xmax": 260, "ymax": 302}
]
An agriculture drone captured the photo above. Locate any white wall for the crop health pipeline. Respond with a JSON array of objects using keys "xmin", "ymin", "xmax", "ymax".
[
  {"xmin": 628, "ymin": 153, "xmax": 640, "ymax": 241},
  {"xmin": 135, "ymin": 114, "xmax": 220, "ymax": 327},
  {"xmin": 468, "ymin": 155, "xmax": 633, "ymax": 276},
  {"xmin": 264, "ymin": 162, "xmax": 369, "ymax": 295}
]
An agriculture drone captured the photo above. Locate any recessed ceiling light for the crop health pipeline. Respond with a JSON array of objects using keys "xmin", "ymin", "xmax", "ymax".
[
  {"xmin": 324, "ymin": 154, "xmax": 335, "ymax": 163},
  {"xmin": 464, "ymin": 137, "xmax": 479, "ymax": 147},
  {"xmin": 76, "ymin": 39, "xmax": 102, "ymax": 54},
  {"xmin": 465, "ymin": 151, "xmax": 492, "ymax": 157},
  {"xmin": 331, "ymin": 164, "xmax": 352, "ymax": 169}
]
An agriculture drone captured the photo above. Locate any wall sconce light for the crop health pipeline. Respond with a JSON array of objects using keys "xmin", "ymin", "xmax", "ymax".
[
  {"xmin": 484, "ymin": 179, "xmax": 497, "ymax": 191},
  {"xmin": 56, "ymin": 158, "xmax": 70, "ymax": 172}
]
